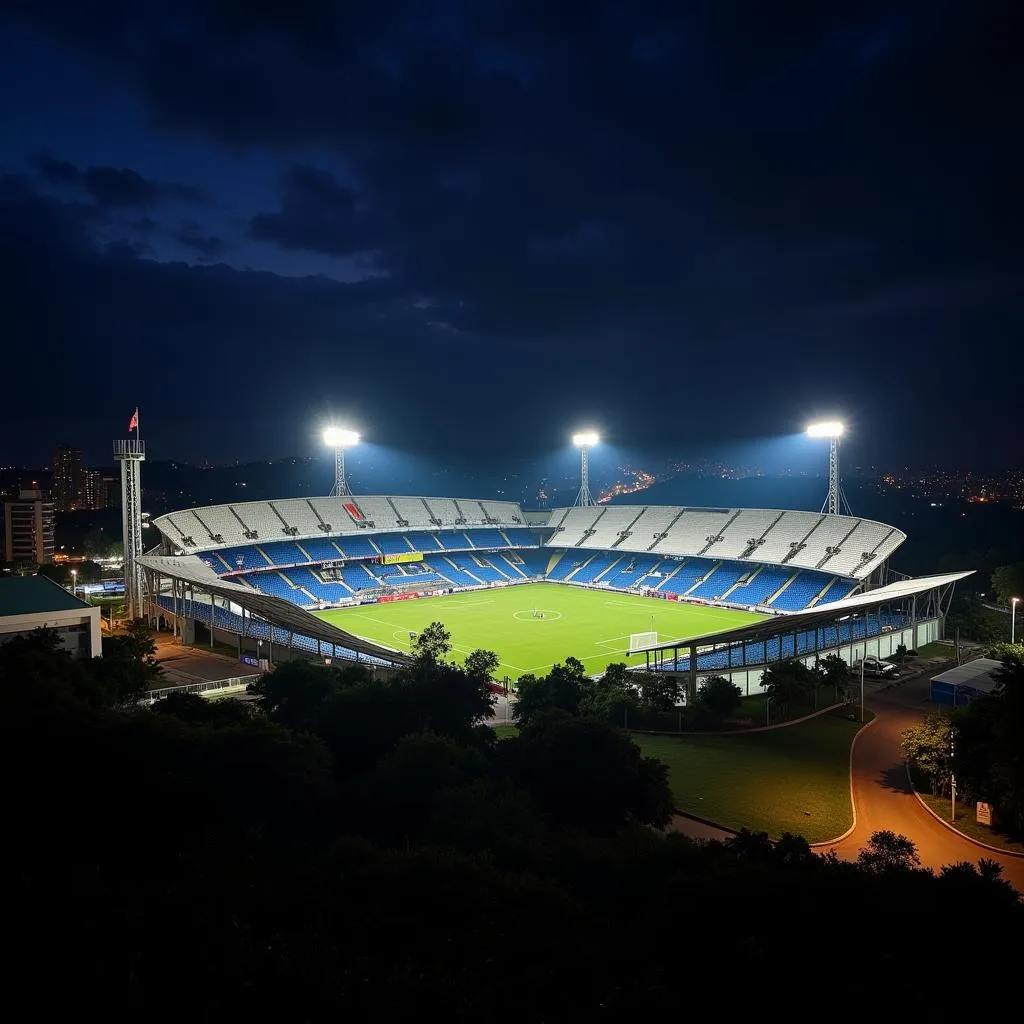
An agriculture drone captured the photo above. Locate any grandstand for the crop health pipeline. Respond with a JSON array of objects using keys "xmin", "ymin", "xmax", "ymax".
[{"xmin": 135, "ymin": 493, "xmax": 946, "ymax": 680}]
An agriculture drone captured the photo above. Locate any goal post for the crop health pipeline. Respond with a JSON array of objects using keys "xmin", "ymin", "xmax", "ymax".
[{"xmin": 628, "ymin": 631, "xmax": 659, "ymax": 654}]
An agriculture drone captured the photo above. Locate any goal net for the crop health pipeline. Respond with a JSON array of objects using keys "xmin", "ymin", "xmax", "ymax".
[{"xmin": 628, "ymin": 631, "xmax": 659, "ymax": 653}]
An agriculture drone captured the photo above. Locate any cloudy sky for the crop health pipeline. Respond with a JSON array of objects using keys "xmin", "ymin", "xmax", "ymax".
[{"xmin": 1, "ymin": 0, "xmax": 1021, "ymax": 468}]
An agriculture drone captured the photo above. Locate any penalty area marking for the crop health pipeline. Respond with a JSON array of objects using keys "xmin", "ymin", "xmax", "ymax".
[{"xmin": 512, "ymin": 609, "xmax": 563, "ymax": 622}]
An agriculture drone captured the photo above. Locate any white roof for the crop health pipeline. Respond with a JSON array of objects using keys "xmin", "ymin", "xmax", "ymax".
[{"xmin": 930, "ymin": 657, "xmax": 1004, "ymax": 693}]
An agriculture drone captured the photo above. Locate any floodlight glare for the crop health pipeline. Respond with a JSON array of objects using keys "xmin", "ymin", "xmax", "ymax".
[
  {"xmin": 322, "ymin": 426, "xmax": 360, "ymax": 496},
  {"xmin": 322, "ymin": 427, "xmax": 360, "ymax": 448},
  {"xmin": 572, "ymin": 431, "xmax": 600, "ymax": 447},
  {"xmin": 806, "ymin": 420, "xmax": 845, "ymax": 439},
  {"xmin": 571, "ymin": 431, "xmax": 599, "ymax": 506}
]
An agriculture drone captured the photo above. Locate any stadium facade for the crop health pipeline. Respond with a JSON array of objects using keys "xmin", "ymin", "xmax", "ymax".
[{"xmin": 140, "ymin": 495, "xmax": 970, "ymax": 686}]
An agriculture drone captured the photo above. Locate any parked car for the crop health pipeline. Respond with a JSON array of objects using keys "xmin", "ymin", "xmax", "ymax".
[{"xmin": 859, "ymin": 655, "xmax": 900, "ymax": 679}]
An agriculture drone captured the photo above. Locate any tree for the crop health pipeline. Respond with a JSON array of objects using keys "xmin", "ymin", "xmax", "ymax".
[
  {"xmin": 501, "ymin": 711, "xmax": 673, "ymax": 832},
  {"xmin": 92, "ymin": 619, "xmax": 162, "ymax": 705},
  {"xmin": 152, "ymin": 691, "xmax": 254, "ymax": 727},
  {"xmin": 513, "ymin": 658, "xmax": 587, "ymax": 726},
  {"xmin": 636, "ymin": 671, "xmax": 681, "ymax": 712},
  {"xmin": 901, "ymin": 713, "xmax": 953, "ymax": 795},
  {"xmin": 412, "ymin": 620, "xmax": 452, "ymax": 662},
  {"xmin": 694, "ymin": 675, "xmax": 742, "ymax": 717},
  {"xmin": 249, "ymin": 659, "xmax": 371, "ymax": 729},
  {"xmin": 991, "ymin": 563, "xmax": 1024, "ymax": 608},
  {"xmin": 817, "ymin": 653, "xmax": 852, "ymax": 699},
  {"xmin": 761, "ymin": 659, "xmax": 818, "ymax": 709},
  {"xmin": 464, "ymin": 648, "xmax": 499, "ymax": 681},
  {"xmin": 857, "ymin": 830, "xmax": 921, "ymax": 873},
  {"xmin": 579, "ymin": 662, "xmax": 639, "ymax": 722}
]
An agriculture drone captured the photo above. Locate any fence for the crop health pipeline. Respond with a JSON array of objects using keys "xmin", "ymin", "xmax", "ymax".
[{"xmin": 145, "ymin": 673, "xmax": 262, "ymax": 701}]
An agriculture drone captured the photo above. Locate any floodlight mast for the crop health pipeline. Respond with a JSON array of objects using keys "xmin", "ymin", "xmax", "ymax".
[
  {"xmin": 322, "ymin": 427, "xmax": 360, "ymax": 497},
  {"xmin": 806, "ymin": 421, "xmax": 848, "ymax": 515},
  {"xmin": 572, "ymin": 431, "xmax": 599, "ymax": 507}
]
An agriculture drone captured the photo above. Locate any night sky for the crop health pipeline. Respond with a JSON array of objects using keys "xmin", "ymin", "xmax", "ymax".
[{"xmin": 1, "ymin": 1, "xmax": 1021, "ymax": 469}]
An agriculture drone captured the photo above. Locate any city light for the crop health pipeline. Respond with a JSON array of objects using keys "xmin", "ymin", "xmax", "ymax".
[
  {"xmin": 806, "ymin": 420, "xmax": 845, "ymax": 439},
  {"xmin": 572, "ymin": 431, "xmax": 600, "ymax": 448},
  {"xmin": 322, "ymin": 427, "xmax": 360, "ymax": 448}
]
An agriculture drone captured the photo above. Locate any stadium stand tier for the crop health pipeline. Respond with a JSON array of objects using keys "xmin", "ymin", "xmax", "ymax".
[{"xmin": 149, "ymin": 497, "xmax": 892, "ymax": 618}]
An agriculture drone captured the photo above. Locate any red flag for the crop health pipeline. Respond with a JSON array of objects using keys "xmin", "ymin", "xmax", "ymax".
[{"xmin": 128, "ymin": 408, "xmax": 139, "ymax": 432}]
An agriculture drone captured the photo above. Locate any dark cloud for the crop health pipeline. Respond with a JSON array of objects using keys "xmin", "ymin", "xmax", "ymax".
[
  {"xmin": 173, "ymin": 223, "xmax": 228, "ymax": 259},
  {"xmin": 35, "ymin": 155, "xmax": 205, "ymax": 208},
  {"xmin": 249, "ymin": 164, "xmax": 369, "ymax": 257}
]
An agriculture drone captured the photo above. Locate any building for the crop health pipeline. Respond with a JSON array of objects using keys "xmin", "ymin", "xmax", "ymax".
[
  {"xmin": 0, "ymin": 575, "xmax": 102, "ymax": 659},
  {"xmin": 103, "ymin": 474, "xmax": 121, "ymax": 509},
  {"xmin": 53, "ymin": 445, "xmax": 83, "ymax": 511},
  {"xmin": 930, "ymin": 658, "xmax": 1004, "ymax": 706},
  {"xmin": 79, "ymin": 469, "xmax": 106, "ymax": 510},
  {"xmin": 3, "ymin": 487, "xmax": 56, "ymax": 564}
]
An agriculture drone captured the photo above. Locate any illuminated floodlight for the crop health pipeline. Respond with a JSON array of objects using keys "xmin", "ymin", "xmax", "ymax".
[
  {"xmin": 322, "ymin": 426, "xmax": 360, "ymax": 496},
  {"xmin": 806, "ymin": 420, "xmax": 845, "ymax": 439},
  {"xmin": 806, "ymin": 420, "xmax": 848, "ymax": 514},
  {"xmin": 571, "ymin": 430, "xmax": 599, "ymax": 506},
  {"xmin": 322, "ymin": 427, "xmax": 360, "ymax": 448}
]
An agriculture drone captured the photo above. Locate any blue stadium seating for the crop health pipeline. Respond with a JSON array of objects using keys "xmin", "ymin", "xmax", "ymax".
[
  {"xmin": 405, "ymin": 531, "xmax": 443, "ymax": 551},
  {"xmin": 657, "ymin": 559, "xmax": 715, "ymax": 595},
  {"xmin": 425, "ymin": 558, "xmax": 478, "ymax": 586},
  {"xmin": 375, "ymin": 533, "xmax": 415, "ymax": 555},
  {"xmin": 335, "ymin": 535, "xmax": 380, "ymax": 558},
  {"xmin": 437, "ymin": 532, "xmax": 473, "ymax": 550},
  {"xmin": 569, "ymin": 551, "xmax": 619, "ymax": 583},
  {"xmin": 297, "ymin": 538, "xmax": 346, "ymax": 562},
  {"xmin": 816, "ymin": 577, "xmax": 858, "ymax": 604},
  {"xmin": 465, "ymin": 529, "xmax": 507, "ymax": 548},
  {"xmin": 687, "ymin": 563, "xmax": 748, "ymax": 601},
  {"xmin": 771, "ymin": 572, "xmax": 833, "ymax": 611},
  {"xmin": 723, "ymin": 567, "xmax": 792, "ymax": 606},
  {"xmin": 258, "ymin": 541, "xmax": 309, "ymax": 566},
  {"xmin": 219, "ymin": 546, "xmax": 273, "ymax": 571}
]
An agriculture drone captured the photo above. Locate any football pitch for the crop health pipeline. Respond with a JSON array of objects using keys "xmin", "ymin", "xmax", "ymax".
[{"xmin": 315, "ymin": 583, "xmax": 766, "ymax": 679}]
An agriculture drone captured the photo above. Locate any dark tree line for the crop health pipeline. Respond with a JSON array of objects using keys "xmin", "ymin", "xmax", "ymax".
[{"xmin": 4, "ymin": 622, "xmax": 1021, "ymax": 1016}]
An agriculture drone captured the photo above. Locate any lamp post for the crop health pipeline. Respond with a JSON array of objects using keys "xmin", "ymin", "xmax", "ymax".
[
  {"xmin": 322, "ymin": 427, "xmax": 360, "ymax": 497},
  {"xmin": 806, "ymin": 420, "xmax": 848, "ymax": 516},
  {"xmin": 572, "ymin": 431, "xmax": 599, "ymax": 507},
  {"xmin": 859, "ymin": 655, "xmax": 865, "ymax": 723},
  {"xmin": 949, "ymin": 726, "xmax": 957, "ymax": 822},
  {"xmin": 71, "ymin": 568, "xmax": 77, "ymax": 598},
  {"xmin": 1012, "ymin": 596, "xmax": 1020, "ymax": 645}
]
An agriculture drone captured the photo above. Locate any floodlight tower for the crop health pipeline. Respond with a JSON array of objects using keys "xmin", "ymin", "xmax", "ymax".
[
  {"xmin": 323, "ymin": 427, "xmax": 360, "ymax": 497},
  {"xmin": 114, "ymin": 437, "xmax": 146, "ymax": 619},
  {"xmin": 806, "ymin": 420, "xmax": 849, "ymax": 516},
  {"xmin": 572, "ymin": 431, "xmax": 600, "ymax": 507}
]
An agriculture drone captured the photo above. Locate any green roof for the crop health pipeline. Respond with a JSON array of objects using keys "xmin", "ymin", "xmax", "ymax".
[{"xmin": 0, "ymin": 574, "xmax": 92, "ymax": 617}]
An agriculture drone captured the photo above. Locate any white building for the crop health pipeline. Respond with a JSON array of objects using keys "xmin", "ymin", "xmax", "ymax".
[
  {"xmin": 0, "ymin": 575, "xmax": 102, "ymax": 659},
  {"xmin": 4, "ymin": 487, "xmax": 56, "ymax": 565}
]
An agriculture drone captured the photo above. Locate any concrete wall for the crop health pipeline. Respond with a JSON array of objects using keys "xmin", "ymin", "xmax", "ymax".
[{"xmin": 0, "ymin": 605, "xmax": 102, "ymax": 658}]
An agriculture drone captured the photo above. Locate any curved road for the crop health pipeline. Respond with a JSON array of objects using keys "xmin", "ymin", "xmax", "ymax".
[{"xmin": 672, "ymin": 673, "xmax": 1024, "ymax": 891}]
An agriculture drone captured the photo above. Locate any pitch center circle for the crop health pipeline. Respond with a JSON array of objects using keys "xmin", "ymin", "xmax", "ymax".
[{"xmin": 512, "ymin": 609, "xmax": 563, "ymax": 622}]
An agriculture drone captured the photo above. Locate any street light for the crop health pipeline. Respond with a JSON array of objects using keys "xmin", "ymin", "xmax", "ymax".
[
  {"xmin": 1012, "ymin": 596, "xmax": 1020, "ymax": 645},
  {"xmin": 572, "ymin": 430, "xmax": 600, "ymax": 507},
  {"xmin": 322, "ymin": 426, "xmax": 360, "ymax": 497},
  {"xmin": 71, "ymin": 568, "xmax": 77, "ymax": 598},
  {"xmin": 806, "ymin": 420, "xmax": 848, "ymax": 516}
]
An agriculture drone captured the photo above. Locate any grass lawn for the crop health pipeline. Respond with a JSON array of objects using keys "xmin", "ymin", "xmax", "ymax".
[
  {"xmin": 908, "ymin": 767, "xmax": 1024, "ymax": 855},
  {"xmin": 316, "ymin": 582, "xmax": 765, "ymax": 680},
  {"xmin": 634, "ymin": 708, "xmax": 869, "ymax": 842}
]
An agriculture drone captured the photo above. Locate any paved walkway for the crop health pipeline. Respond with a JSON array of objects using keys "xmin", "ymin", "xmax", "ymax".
[{"xmin": 671, "ymin": 674, "xmax": 1024, "ymax": 890}]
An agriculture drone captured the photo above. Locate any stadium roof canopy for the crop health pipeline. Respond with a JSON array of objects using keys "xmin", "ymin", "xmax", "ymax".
[
  {"xmin": 638, "ymin": 570, "xmax": 975, "ymax": 654},
  {"xmin": 138, "ymin": 554, "xmax": 411, "ymax": 665}
]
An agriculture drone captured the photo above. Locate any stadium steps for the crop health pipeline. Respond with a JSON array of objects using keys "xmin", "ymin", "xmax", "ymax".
[
  {"xmin": 593, "ymin": 556, "xmax": 625, "ymax": 583},
  {"xmin": 851, "ymin": 527, "xmax": 898, "ymax": 576},
  {"xmin": 495, "ymin": 553, "xmax": 528, "ymax": 579},
  {"xmin": 720, "ymin": 566, "xmax": 762, "ymax": 602},
  {"xmin": 782, "ymin": 514, "xmax": 826, "ymax": 564},
  {"xmin": 697, "ymin": 509, "xmax": 743, "ymax": 556},
  {"xmin": 367, "ymin": 536, "xmax": 384, "ymax": 556},
  {"xmin": 444, "ymin": 555, "xmax": 483, "ymax": 585},
  {"xmin": 683, "ymin": 561, "xmax": 722, "ymax": 597},
  {"xmin": 255, "ymin": 546, "xmax": 274, "ymax": 566},
  {"xmin": 295, "ymin": 542, "xmax": 315, "ymax": 562},
  {"xmin": 212, "ymin": 552, "xmax": 234, "ymax": 572},
  {"xmin": 815, "ymin": 519, "xmax": 862, "ymax": 570},
  {"xmin": 765, "ymin": 572, "xmax": 800, "ymax": 606},
  {"xmin": 647, "ymin": 508, "xmax": 686, "ymax": 551},
  {"xmin": 807, "ymin": 576, "xmax": 842, "ymax": 607},
  {"xmin": 575, "ymin": 507, "xmax": 607, "ymax": 547},
  {"xmin": 545, "ymin": 551, "xmax": 566, "ymax": 575},
  {"xmin": 611, "ymin": 507, "xmax": 648, "ymax": 547},
  {"xmin": 739, "ymin": 511, "xmax": 786, "ymax": 560},
  {"xmin": 472, "ymin": 553, "xmax": 510, "ymax": 578},
  {"xmin": 650, "ymin": 560, "xmax": 685, "ymax": 591},
  {"xmin": 564, "ymin": 552, "xmax": 599, "ymax": 581}
]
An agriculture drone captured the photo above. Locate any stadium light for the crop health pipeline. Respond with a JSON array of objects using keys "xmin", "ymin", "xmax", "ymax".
[
  {"xmin": 572, "ymin": 430, "xmax": 600, "ymax": 507},
  {"xmin": 322, "ymin": 426, "xmax": 360, "ymax": 497},
  {"xmin": 806, "ymin": 420, "xmax": 848, "ymax": 516}
]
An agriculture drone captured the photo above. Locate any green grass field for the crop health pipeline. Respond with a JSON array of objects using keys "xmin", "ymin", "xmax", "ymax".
[
  {"xmin": 315, "ymin": 582, "xmax": 766, "ymax": 679},
  {"xmin": 635, "ymin": 708, "xmax": 867, "ymax": 842}
]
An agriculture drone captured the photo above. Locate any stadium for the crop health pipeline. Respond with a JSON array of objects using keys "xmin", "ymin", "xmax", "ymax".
[{"xmin": 133, "ymin": 430, "xmax": 971, "ymax": 693}]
